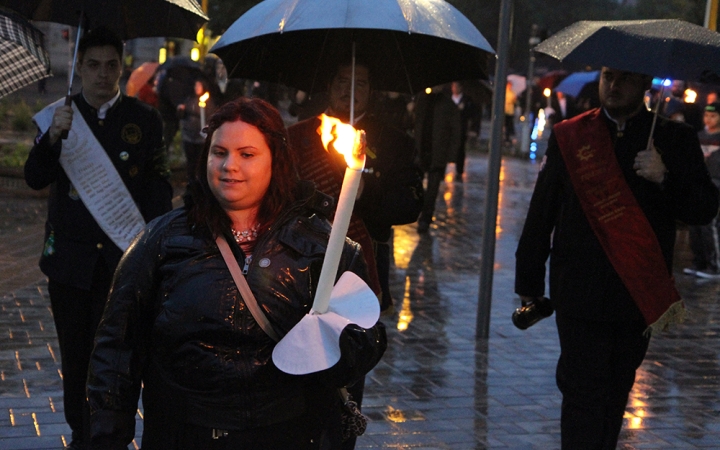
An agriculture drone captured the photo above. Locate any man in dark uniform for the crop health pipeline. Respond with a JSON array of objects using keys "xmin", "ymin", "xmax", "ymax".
[
  {"xmin": 288, "ymin": 58, "xmax": 422, "ymax": 449},
  {"xmin": 450, "ymin": 81, "xmax": 479, "ymax": 179},
  {"xmin": 515, "ymin": 67, "xmax": 718, "ymax": 449},
  {"xmin": 24, "ymin": 27, "xmax": 173, "ymax": 450}
]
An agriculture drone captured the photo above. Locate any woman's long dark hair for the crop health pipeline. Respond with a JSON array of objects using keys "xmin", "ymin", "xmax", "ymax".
[{"xmin": 185, "ymin": 97, "xmax": 299, "ymax": 237}]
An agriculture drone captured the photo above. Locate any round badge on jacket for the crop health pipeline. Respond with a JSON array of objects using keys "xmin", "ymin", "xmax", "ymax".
[{"xmin": 121, "ymin": 124, "xmax": 142, "ymax": 144}]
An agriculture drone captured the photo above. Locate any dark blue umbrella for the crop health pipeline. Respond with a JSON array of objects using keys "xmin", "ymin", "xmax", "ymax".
[
  {"xmin": 534, "ymin": 19, "xmax": 720, "ymax": 83},
  {"xmin": 554, "ymin": 70, "xmax": 599, "ymax": 97},
  {"xmin": 210, "ymin": 0, "xmax": 495, "ymax": 94}
]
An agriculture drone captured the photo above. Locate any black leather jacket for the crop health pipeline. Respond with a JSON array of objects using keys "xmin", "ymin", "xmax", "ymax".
[{"xmin": 87, "ymin": 184, "xmax": 387, "ymax": 448}]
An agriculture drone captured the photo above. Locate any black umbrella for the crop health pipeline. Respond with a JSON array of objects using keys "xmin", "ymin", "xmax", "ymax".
[
  {"xmin": 210, "ymin": 0, "xmax": 495, "ymax": 95},
  {"xmin": 534, "ymin": 19, "xmax": 720, "ymax": 148},
  {"xmin": 533, "ymin": 19, "xmax": 720, "ymax": 83},
  {"xmin": 156, "ymin": 56, "xmax": 207, "ymax": 108},
  {"xmin": 0, "ymin": 0, "xmax": 208, "ymax": 41},
  {"xmin": 0, "ymin": 7, "xmax": 51, "ymax": 98}
]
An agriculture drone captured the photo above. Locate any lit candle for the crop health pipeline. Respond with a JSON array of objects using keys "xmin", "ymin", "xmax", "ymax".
[
  {"xmin": 311, "ymin": 114, "xmax": 366, "ymax": 314},
  {"xmin": 198, "ymin": 91, "xmax": 210, "ymax": 130}
]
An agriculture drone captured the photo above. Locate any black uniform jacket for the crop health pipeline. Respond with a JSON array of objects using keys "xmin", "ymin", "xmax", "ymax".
[
  {"xmin": 87, "ymin": 184, "xmax": 388, "ymax": 447},
  {"xmin": 515, "ymin": 109, "xmax": 719, "ymax": 321},
  {"xmin": 24, "ymin": 93, "xmax": 173, "ymax": 289}
]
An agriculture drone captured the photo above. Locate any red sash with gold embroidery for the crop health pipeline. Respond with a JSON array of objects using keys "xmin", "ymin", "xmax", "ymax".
[{"xmin": 554, "ymin": 109, "xmax": 683, "ymax": 332}]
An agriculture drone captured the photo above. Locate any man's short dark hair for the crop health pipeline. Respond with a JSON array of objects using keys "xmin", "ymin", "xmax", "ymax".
[
  {"xmin": 77, "ymin": 27, "xmax": 123, "ymax": 62},
  {"xmin": 325, "ymin": 53, "xmax": 373, "ymax": 88}
]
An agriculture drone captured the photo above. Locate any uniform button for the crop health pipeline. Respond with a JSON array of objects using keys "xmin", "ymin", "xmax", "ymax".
[
  {"xmin": 98, "ymin": 120, "xmax": 104, "ymax": 126},
  {"xmin": 617, "ymin": 131, "xmax": 623, "ymax": 138},
  {"xmin": 96, "ymin": 243, "xmax": 103, "ymax": 249}
]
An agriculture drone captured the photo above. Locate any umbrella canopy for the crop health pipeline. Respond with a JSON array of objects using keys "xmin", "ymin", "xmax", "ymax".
[
  {"xmin": 533, "ymin": 19, "xmax": 720, "ymax": 83},
  {"xmin": 210, "ymin": 0, "xmax": 495, "ymax": 94},
  {"xmin": 0, "ymin": 7, "xmax": 51, "ymax": 98},
  {"xmin": 125, "ymin": 61, "xmax": 159, "ymax": 97},
  {"xmin": 555, "ymin": 70, "xmax": 599, "ymax": 97},
  {"xmin": 507, "ymin": 74, "xmax": 526, "ymax": 95},
  {"xmin": 536, "ymin": 70, "xmax": 568, "ymax": 90},
  {"xmin": 0, "ymin": 0, "xmax": 208, "ymax": 40},
  {"xmin": 156, "ymin": 56, "xmax": 206, "ymax": 108}
]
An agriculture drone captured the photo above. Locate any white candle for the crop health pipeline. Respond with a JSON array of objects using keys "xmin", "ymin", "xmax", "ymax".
[
  {"xmin": 311, "ymin": 165, "xmax": 364, "ymax": 314},
  {"xmin": 199, "ymin": 92, "xmax": 210, "ymax": 131}
]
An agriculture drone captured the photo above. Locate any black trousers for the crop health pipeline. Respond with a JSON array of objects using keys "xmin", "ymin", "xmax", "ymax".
[
  {"xmin": 420, "ymin": 168, "xmax": 445, "ymax": 224},
  {"xmin": 49, "ymin": 262, "xmax": 113, "ymax": 445},
  {"xmin": 555, "ymin": 313, "xmax": 649, "ymax": 450}
]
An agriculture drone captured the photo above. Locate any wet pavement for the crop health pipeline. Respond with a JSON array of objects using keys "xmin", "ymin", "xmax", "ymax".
[{"xmin": 1, "ymin": 151, "xmax": 719, "ymax": 449}]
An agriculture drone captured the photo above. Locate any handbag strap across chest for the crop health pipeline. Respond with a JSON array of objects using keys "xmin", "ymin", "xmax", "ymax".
[{"xmin": 216, "ymin": 235, "xmax": 282, "ymax": 342}]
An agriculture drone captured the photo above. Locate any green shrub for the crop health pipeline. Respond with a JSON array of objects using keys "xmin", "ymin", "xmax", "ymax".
[
  {"xmin": 10, "ymin": 101, "xmax": 34, "ymax": 132},
  {"xmin": 0, "ymin": 141, "xmax": 31, "ymax": 167}
]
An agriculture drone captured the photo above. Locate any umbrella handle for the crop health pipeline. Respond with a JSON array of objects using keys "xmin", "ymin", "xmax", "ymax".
[
  {"xmin": 61, "ymin": 11, "xmax": 84, "ymax": 141},
  {"xmin": 60, "ymin": 95, "xmax": 72, "ymax": 140},
  {"xmin": 646, "ymin": 83, "xmax": 665, "ymax": 151}
]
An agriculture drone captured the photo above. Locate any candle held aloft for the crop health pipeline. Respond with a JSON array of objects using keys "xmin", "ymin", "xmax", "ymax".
[
  {"xmin": 198, "ymin": 91, "xmax": 210, "ymax": 130},
  {"xmin": 311, "ymin": 115, "xmax": 366, "ymax": 314}
]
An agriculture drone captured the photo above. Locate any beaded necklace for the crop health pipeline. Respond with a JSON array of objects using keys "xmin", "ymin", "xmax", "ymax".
[{"xmin": 231, "ymin": 225, "xmax": 259, "ymax": 244}]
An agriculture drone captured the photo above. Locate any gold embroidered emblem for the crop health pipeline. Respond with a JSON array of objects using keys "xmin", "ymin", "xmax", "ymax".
[
  {"xmin": 121, "ymin": 124, "xmax": 142, "ymax": 144},
  {"xmin": 129, "ymin": 165, "xmax": 139, "ymax": 177},
  {"xmin": 577, "ymin": 145, "xmax": 594, "ymax": 161}
]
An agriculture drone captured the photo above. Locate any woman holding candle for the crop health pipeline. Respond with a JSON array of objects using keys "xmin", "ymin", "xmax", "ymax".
[{"xmin": 87, "ymin": 97, "xmax": 387, "ymax": 449}]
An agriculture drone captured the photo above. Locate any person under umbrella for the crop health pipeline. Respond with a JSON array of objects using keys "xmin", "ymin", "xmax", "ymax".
[
  {"xmin": 87, "ymin": 97, "xmax": 387, "ymax": 449},
  {"xmin": 24, "ymin": 27, "xmax": 173, "ymax": 449},
  {"xmin": 514, "ymin": 66, "xmax": 719, "ymax": 449},
  {"xmin": 288, "ymin": 57, "xmax": 423, "ymax": 448}
]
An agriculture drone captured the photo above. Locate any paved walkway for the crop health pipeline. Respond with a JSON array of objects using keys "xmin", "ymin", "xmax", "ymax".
[{"xmin": 1, "ymin": 151, "xmax": 719, "ymax": 449}]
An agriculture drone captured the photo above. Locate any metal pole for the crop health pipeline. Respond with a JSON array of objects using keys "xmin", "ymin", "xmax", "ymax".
[
  {"xmin": 705, "ymin": 0, "xmax": 718, "ymax": 30},
  {"xmin": 476, "ymin": 0, "xmax": 513, "ymax": 339}
]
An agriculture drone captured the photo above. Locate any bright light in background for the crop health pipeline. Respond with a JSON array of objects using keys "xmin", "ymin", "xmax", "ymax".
[
  {"xmin": 543, "ymin": 88, "xmax": 551, "ymax": 98},
  {"xmin": 396, "ymin": 277, "xmax": 414, "ymax": 331},
  {"xmin": 684, "ymin": 89, "xmax": 697, "ymax": 103},
  {"xmin": 425, "ymin": 87, "xmax": 432, "ymax": 94},
  {"xmin": 158, "ymin": 48, "xmax": 167, "ymax": 64},
  {"xmin": 393, "ymin": 227, "xmax": 419, "ymax": 270},
  {"xmin": 190, "ymin": 47, "xmax": 200, "ymax": 61},
  {"xmin": 495, "ymin": 164, "xmax": 506, "ymax": 238}
]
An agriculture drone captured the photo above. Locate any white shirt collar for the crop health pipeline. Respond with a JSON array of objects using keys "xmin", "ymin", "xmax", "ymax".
[
  {"xmin": 452, "ymin": 93, "xmax": 463, "ymax": 105},
  {"xmin": 84, "ymin": 90, "xmax": 121, "ymax": 120},
  {"xmin": 602, "ymin": 107, "xmax": 626, "ymax": 131}
]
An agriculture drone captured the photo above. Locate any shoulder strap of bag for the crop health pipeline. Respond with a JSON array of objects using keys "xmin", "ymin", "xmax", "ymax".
[{"xmin": 216, "ymin": 236, "xmax": 281, "ymax": 342}]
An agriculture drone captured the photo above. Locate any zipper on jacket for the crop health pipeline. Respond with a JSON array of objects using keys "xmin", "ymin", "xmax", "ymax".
[{"xmin": 242, "ymin": 256, "xmax": 252, "ymax": 275}]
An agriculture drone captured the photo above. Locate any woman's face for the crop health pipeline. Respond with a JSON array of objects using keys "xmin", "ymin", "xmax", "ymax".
[{"xmin": 207, "ymin": 120, "xmax": 273, "ymax": 214}]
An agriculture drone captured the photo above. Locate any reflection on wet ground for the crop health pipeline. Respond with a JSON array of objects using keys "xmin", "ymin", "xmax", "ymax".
[{"xmin": 0, "ymin": 153, "xmax": 719, "ymax": 449}]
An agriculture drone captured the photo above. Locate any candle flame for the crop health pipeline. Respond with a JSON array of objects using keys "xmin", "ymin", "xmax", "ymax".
[
  {"xmin": 198, "ymin": 92, "xmax": 210, "ymax": 108},
  {"xmin": 318, "ymin": 114, "xmax": 366, "ymax": 170}
]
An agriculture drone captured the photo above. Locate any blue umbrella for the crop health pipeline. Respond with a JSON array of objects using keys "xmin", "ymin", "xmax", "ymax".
[
  {"xmin": 210, "ymin": 0, "xmax": 495, "ymax": 94},
  {"xmin": 554, "ymin": 70, "xmax": 599, "ymax": 97}
]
